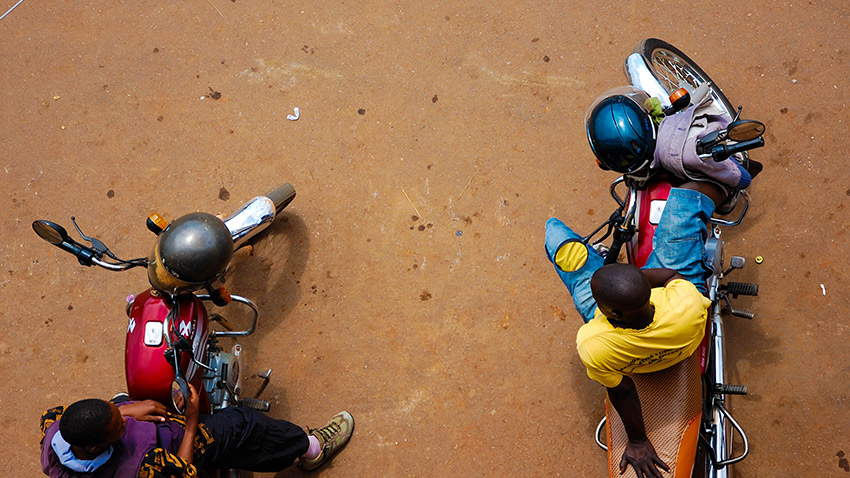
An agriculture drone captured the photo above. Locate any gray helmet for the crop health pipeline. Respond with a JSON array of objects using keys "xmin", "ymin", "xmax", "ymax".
[{"xmin": 147, "ymin": 212, "xmax": 233, "ymax": 294}]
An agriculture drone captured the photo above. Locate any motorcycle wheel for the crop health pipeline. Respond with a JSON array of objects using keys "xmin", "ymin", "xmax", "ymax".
[
  {"xmin": 634, "ymin": 38, "xmax": 737, "ymax": 120},
  {"xmin": 635, "ymin": 38, "xmax": 751, "ymax": 168}
]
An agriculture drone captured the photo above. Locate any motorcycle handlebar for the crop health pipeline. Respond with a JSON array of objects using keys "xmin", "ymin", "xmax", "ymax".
[
  {"xmin": 33, "ymin": 219, "xmax": 145, "ymax": 271},
  {"xmin": 91, "ymin": 256, "xmax": 141, "ymax": 271},
  {"xmin": 50, "ymin": 239, "xmax": 90, "ymax": 263},
  {"xmin": 56, "ymin": 240, "xmax": 140, "ymax": 270},
  {"xmin": 46, "ymin": 236, "xmax": 101, "ymax": 267},
  {"xmin": 712, "ymin": 137, "xmax": 765, "ymax": 162},
  {"xmin": 603, "ymin": 238, "xmax": 623, "ymax": 265}
]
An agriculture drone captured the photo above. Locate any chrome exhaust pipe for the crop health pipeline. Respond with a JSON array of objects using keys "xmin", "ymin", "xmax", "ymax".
[{"xmin": 223, "ymin": 196, "xmax": 277, "ymax": 249}]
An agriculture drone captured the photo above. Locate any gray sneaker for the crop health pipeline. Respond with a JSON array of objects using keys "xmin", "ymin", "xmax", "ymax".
[{"xmin": 298, "ymin": 411, "xmax": 355, "ymax": 470}]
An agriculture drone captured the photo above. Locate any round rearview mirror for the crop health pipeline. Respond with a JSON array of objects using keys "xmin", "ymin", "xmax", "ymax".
[
  {"xmin": 171, "ymin": 377, "xmax": 189, "ymax": 414},
  {"xmin": 32, "ymin": 220, "xmax": 69, "ymax": 245},
  {"xmin": 727, "ymin": 120, "xmax": 765, "ymax": 142}
]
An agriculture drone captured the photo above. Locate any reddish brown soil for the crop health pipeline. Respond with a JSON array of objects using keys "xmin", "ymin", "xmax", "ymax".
[{"xmin": 2, "ymin": 1, "xmax": 848, "ymax": 476}]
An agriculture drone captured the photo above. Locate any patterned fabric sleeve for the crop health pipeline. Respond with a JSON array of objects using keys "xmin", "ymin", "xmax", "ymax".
[
  {"xmin": 41, "ymin": 406, "xmax": 66, "ymax": 443},
  {"xmin": 137, "ymin": 420, "xmax": 214, "ymax": 478},
  {"xmin": 138, "ymin": 449, "xmax": 198, "ymax": 478},
  {"xmin": 164, "ymin": 414, "xmax": 216, "ymax": 457}
]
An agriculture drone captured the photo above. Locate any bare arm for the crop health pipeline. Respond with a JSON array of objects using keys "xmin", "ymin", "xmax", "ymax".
[
  {"xmin": 641, "ymin": 268, "xmax": 685, "ymax": 288},
  {"xmin": 176, "ymin": 384, "xmax": 200, "ymax": 464},
  {"xmin": 607, "ymin": 377, "xmax": 669, "ymax": 478}
]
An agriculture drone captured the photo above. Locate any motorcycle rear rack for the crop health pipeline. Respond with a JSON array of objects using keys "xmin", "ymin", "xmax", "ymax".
[
  {"xmin": 703, "ymin": 400, "xmax": 750, "ymax": 469},
  {"xmin": 594, "ymin": 400, "xmax": 750, "ymax": 469},
  {"xmin": 198, "ymin": 293, "xmax": 259, "ymax": 337}
]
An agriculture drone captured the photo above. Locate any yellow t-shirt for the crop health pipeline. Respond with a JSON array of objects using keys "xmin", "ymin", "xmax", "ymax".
[{"xmin": 576, "ymin": 279, "xmax": 711, "ymax": 388}]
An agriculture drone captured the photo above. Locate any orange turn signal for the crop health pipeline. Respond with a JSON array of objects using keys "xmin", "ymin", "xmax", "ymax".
[
  {"xmin": 147, "ymin": 212, "xmax": 169, "ymax": 233},
  {"xmin": 669, "ymin": 87, "xmax": 689, "ymax": 104},
  {"xmin": 216, "ymin": 287, "xmax": 232, "ymax": 305}
]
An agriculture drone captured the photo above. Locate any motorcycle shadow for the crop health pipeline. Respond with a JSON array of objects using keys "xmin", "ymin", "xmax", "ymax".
[
  {"xmin": 213, "ymin": 211, "xmax": 311, "ymax": 417},
  {"xmin": 220, "ymin": 210, "xmax": 310, "ymax": 333},
  {"xmin": 567, "ymin": 352, "xmax": 609, "ymax": 439}
]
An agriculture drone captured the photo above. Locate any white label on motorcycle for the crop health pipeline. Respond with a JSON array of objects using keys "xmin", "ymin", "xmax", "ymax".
[
  {"xmin": 144, "ymin": 322, "xmax": 164, "ymax": 346},
  {"xmin": 649, "ymin": 200, "xmax": 667, "ymax": 225}
]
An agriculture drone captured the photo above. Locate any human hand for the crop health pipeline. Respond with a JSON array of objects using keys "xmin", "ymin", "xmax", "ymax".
[
  {"xmin": 118, "ymin": 400, "xmax": 168, "ymax": 422},
  {"xmin": 619, "ymin": 439, "xmax": 669, "ymax": 478},
  {"xmin": 183, "ymin": 383, "xmax": 201, "ymax": 424},
  {"xmin": 175, "ymin": 383, "xmax": 201, "ymax": 464}
]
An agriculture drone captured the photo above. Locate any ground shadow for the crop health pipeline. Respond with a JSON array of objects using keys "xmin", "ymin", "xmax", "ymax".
[
  {"xmin": 568, "ymin": 349, "xmax": 609, "ymax": 442},
  {"xmin": 214, "ymin": 211, "xmax": 310, "ymax": 343},
  {"xmin": 203, "ymin": 211, "xmax": 310, "ymax": 422}
]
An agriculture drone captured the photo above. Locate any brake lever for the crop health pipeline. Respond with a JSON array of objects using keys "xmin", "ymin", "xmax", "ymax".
[
  {"xmin": 70, "ymin": 217, "xmax": 111, "ymax": 257},
  {"xmin": 698, "ymin": 130, "xmax": 721, "ymax": 147}
]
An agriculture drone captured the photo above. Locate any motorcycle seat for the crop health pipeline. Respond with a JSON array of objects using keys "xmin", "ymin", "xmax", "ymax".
[{"xmin": 605, "ymin": 351, "xmax": 702, "ymax": 478}]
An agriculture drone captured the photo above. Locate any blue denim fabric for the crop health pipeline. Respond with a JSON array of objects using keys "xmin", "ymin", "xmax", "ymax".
[
  {"xmin": 544, "ymin": 218, "xmax": 605, "ymax": 323},
  {"xmin": 642, "ymin": 188, "xmax": 715, "ymax": 292},
  {"xmin": 545, "ymin": 188, "xmax": 715, "ymax": 322}
]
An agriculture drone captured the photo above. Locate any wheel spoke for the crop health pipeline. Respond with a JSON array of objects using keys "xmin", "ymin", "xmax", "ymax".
[{"xmin": 652, "ymin": 51, "xmax": 700, "ymax": 92}]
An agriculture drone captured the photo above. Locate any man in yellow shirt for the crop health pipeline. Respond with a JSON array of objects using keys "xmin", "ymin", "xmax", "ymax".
[
  {"xmin": 577, "ymin": 267, "xmax": 710, "ymax": 388},
  {"xmin": 545, "ymin": 181, "xmax": 725, "ymax": 478}
]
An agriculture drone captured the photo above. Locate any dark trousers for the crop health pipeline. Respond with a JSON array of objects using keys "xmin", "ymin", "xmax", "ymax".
[{"xmin": 196, "ymin": 407, "xmax": 309, "ymax": 472}]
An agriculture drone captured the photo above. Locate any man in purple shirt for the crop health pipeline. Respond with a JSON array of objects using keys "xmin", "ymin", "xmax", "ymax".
[{"xmin": 41, "ymin": 384, "xmax": 354, "ymax": 478}]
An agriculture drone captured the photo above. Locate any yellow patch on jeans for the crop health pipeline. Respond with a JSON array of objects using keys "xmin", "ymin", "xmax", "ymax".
[{"xmin": 554, "ymin": 241, "xmax": 588, "ymax": 272}]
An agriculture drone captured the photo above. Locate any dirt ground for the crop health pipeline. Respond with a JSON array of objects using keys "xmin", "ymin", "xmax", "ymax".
[{"xmin": 1, "ymin": 1, "xmax": 849, "ymax": 477}]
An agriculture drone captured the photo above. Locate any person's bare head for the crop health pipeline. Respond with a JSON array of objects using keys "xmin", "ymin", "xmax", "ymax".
[
  {"xmin": 590, "ymin": 263, "xmax": 652, "ymax": 325},
  {"xmin": 60, "ymin": 399, "xmax": 126, "ymax": 456}
]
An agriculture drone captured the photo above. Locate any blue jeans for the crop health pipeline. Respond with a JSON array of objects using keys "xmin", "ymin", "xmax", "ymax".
[{"xmin": 545, "ymin": 188, "xmax": 715, "ymax": 323}]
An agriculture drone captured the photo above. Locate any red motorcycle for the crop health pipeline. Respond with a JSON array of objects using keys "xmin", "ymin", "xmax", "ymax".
[
  {"xmin": 583, "ymin": 39, "xmax": 763, "ymax": 477},
  {"xmin": 33, "ymin": 183, "xmax": 295, "ymax": 414}
]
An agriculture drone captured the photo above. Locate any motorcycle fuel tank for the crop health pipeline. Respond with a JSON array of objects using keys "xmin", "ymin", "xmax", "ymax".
[{"xmin": 125, "ymin": 289, "xmax": 210, "ymax": 408}]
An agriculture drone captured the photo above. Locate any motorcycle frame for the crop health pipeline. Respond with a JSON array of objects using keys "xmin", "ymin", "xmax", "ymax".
[
  {"xmin": 121, "ymin": 194, "xmax": 278, "ymax": 412},
  {"xmin": 703, "ymin": 228, "xmax": 750, "ymax": 477},
  {"xmin": 624, "ymin": 49, "xmax": 752, "ymax": 476},
  {"xmin": 593, "ymin": 178, "xmax": 751, "ymax": 478}
]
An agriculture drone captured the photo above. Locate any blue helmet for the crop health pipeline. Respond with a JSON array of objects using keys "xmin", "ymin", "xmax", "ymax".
[{"xmin": 585, "ymin": 87, "xmax": 656, "ymax": 174}]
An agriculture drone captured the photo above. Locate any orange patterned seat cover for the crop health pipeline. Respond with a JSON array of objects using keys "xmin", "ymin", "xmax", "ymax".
[{"xmin": 605, "ymin": 352, "xmax": 703, "ymax": 478}]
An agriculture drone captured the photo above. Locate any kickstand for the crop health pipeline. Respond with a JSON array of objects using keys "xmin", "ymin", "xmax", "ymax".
[{"xmin": 255, "ymin": 369, "xmax": 271, "ymax": 398}]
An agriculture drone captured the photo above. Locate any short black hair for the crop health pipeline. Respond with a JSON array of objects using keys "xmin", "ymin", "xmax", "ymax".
[
  {"xmin": 60, "ymin": 399, "xmax": 113, "ymax": 447},
  {"xmin": 591, "ymin": 263, "xmax": 651, "ymax": 313}
]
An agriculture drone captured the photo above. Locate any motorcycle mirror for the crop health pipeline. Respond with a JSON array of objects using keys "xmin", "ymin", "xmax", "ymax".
[
  {"xmin": 32, "ymin": 220, "xmax": 70, "ymax": 245},
  {"xmin": 170, "ymin": 377, "xmax": 190, "ymax": 414},
  {"xmin": 727, "ymin": 120, "xmax": 765, "ymax": 142}
]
